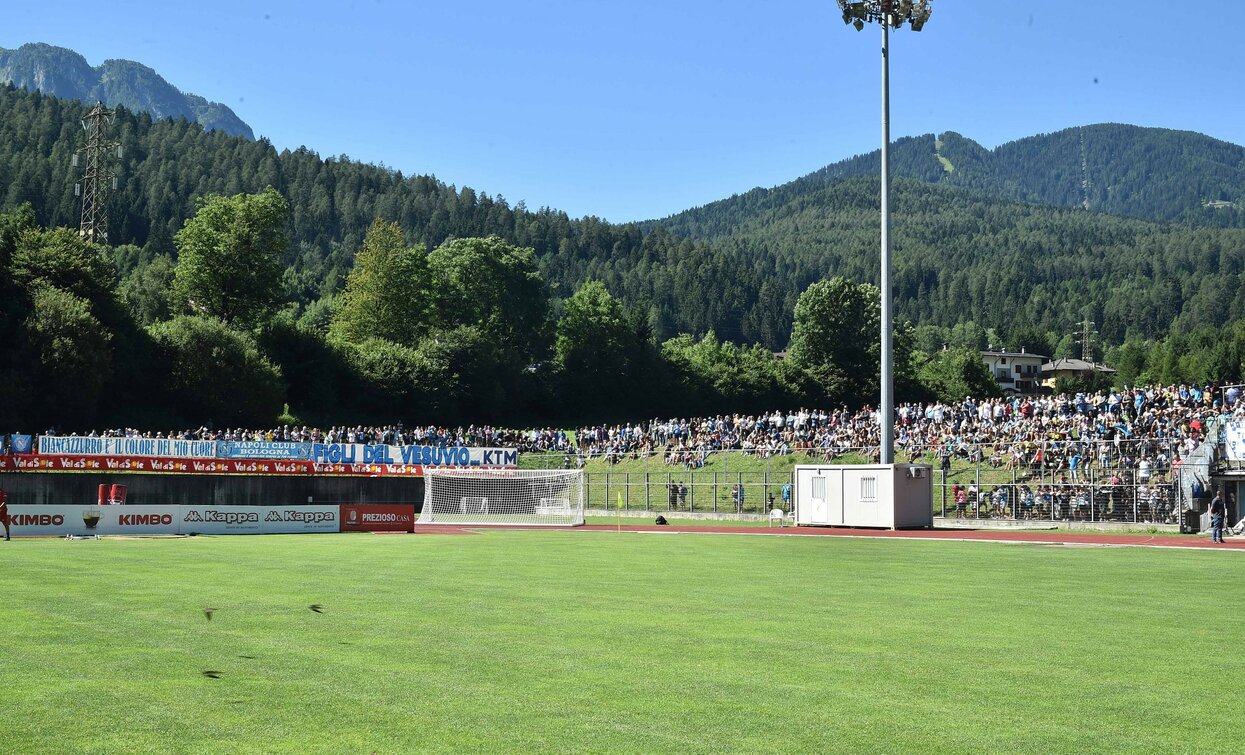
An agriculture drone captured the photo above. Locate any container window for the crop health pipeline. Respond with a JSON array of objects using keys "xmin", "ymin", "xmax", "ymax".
[{"xmin": 861, "ymin": 476, "xmax": 877, "ymax": 501}]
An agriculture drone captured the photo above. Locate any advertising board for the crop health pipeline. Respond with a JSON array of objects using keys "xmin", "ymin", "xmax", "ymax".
[
  {"xmin": 7, "ymin": 505, "xmax": 182, "ymax": 536},
  {"xmin": 6, "ymin": 505, "xmax": 340, "ymax": 536},
  {"xmin": 340, "ymin": 504, "xmax": 416, "ymax": 532},
  {"xmin": 179, "ymin": 505, "xmax": 339, "ymax": 535}
]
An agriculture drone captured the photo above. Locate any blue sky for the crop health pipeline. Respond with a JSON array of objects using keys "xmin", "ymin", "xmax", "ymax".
[{"xmin": 6, "ymin": 1, "xmax": 1241, "ymax": 222}]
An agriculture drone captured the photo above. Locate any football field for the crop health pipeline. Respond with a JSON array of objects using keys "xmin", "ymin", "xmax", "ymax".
[{"xmin": 3, "ymin": 530, "xmax": 1244, "ymax": 753}]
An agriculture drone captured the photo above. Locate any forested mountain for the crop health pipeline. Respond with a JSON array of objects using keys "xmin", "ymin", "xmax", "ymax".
[
  {"xmin": 0, "ymin": 43, "xmax": 253, "ymax": 139},
  {"xmin": 0, "ymin": 84, "xmax": 770, "ymax": 344},
  {"xmin": 661, "ymin": 125, "xmax": 1245, "ymax": 233},
  {"xmin": 651, "ymin": 175, "xmax": 1245, "ymax": 346},
  {"xmin": 3, "ymin": 83, "xmax": 1245, "ymax": 355}
]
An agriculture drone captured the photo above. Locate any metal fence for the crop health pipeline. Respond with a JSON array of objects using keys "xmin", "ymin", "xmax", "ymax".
[
  {"xmin": 933, "ymin": 479, "xmax": 1178, "ymax": 524},
  {"xmin": 522, "ymin": 441, "xmax": 1186, "ymax": 524}
]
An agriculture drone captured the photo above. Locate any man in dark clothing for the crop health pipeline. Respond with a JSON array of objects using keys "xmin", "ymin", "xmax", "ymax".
[{"xmin": 1210, "ymin": 489, "xmax": 1226, "ymax": 544}]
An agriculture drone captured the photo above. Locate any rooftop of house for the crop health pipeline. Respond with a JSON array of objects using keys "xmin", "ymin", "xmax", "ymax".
[{"xmin": 1041, "ymin": 358, "xmax": 1117, "ymax": 374}]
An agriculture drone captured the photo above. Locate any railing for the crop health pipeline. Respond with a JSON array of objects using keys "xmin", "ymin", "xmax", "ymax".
[{"xmin": 521, "ymin": 441, "xmax": 1187, "ymax": 524}]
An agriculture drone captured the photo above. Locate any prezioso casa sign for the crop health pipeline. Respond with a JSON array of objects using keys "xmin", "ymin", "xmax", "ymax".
[{"xmin": 340, "ymin": 504, "xmax": 416, "ymax": 532}]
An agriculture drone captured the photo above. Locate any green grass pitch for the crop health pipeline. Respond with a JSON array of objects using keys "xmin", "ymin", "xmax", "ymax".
[{"xmin": 4, "ymin": 531, "xmax": 1244, "ymax": 753}]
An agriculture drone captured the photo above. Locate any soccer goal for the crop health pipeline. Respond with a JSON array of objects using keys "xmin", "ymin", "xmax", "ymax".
[{"xmin": 418, "ymin": 469, "xmax": 585, "ymax": 526}]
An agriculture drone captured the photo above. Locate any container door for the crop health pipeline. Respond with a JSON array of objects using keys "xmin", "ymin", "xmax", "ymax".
[{"xmin": 798, "ymin": 469, "xmax": 828, "ymax": 524}]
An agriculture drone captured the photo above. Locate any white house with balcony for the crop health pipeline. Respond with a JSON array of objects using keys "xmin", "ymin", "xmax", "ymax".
[{"xmin": 980, "ymin": 349, "xmax": 1046, "ymax": 395}]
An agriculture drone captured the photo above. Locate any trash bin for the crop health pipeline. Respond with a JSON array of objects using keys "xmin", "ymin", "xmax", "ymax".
[{"xmin": 1181, "ymin": 508, "xmax": 1201, "ymax": 534}]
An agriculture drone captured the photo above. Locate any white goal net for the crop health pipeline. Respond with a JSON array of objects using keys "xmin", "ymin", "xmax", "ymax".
[{"xmin": 418, "ymin": 469, "xmax": 585, "ymax": 526}]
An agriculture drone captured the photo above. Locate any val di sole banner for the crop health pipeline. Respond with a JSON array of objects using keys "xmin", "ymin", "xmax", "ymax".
[{"xmin": 0, "ymin": 454, "xmax": 434, "ymax": 476}]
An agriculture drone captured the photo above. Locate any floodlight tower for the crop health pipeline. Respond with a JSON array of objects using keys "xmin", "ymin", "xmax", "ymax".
[
  {"xmin": 75, "ymin": 101, "xmax": 120, "ymax": 244},
  {"xmin": 836, "ymin": 0, "xmax": 932, "ymax": 464}
]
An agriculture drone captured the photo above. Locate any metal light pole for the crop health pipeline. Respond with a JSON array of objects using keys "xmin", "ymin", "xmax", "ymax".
[{"xmin": 836, "ymin": 0, "xmax": 932, "ymax": 464}]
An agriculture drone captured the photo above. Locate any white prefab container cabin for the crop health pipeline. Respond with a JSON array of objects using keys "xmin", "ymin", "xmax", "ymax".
[{"xmin": 793, "ymin": 464, "xmax": 933, "ymax": 529}]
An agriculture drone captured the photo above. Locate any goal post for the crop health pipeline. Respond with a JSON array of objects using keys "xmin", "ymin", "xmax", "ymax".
[{"xmin": 418, "ymin": 469, "xmax": 585, "ymax": 526}]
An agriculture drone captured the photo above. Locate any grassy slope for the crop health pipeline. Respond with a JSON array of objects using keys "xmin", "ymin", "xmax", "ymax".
[{"xmin": 4, "ymin": 532, "xmax": 1243, "ymax": 753}]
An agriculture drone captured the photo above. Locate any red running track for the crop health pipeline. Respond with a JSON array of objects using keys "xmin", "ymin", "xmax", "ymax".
[{"xmin": 411, "ymin": 523, "xmax": 1245, "ymax": 551}]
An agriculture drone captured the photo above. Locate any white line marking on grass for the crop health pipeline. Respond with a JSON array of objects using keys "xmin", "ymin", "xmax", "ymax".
[{"xmin": 572, "ymin": 528, "xmax": 1245, "ymax": 552}]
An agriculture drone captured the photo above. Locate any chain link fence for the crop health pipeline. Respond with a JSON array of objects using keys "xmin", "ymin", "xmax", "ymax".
[{"xmin": 521, "ymin": 440, "xmax": 1187, "ymax": 524}]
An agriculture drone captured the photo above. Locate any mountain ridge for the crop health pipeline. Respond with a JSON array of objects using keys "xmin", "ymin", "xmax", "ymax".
[
  {"xmin": 2, "ymin": 83, "xmax": 1245, "ymax": 352},
  {"xmin": 0, "ymin": 42, "xmax": 254, "ymax": 139},
  {"xmin": 653, "ymin": 124, "xmax": 1245, "ymax": 234}
]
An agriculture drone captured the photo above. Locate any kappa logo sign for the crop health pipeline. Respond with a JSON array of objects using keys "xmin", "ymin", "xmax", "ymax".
[
  {"xmin": 183, "ymin": 510, "xmax": 260, "ymax": 525},
  {"xmin": 265, "ymin": 510, "xmax": 336, "ymax": 524}
]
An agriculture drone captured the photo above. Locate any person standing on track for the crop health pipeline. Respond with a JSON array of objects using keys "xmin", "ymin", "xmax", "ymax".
[
  {"xmin": 0, "ymin": 487, "xmax": 10, "ymax": 541},
  {"xmin": 1210, "ymin": 488, "xmax": 1225, "ymax": 544}
]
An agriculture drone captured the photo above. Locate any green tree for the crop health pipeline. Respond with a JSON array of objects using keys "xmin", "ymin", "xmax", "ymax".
[
  {"xmin": 787, "ymin": 277, "xmax": 908, "ymax": 406},
  {"xmin": 427, "ymin": 236, "xmax": 551, "ymax": 369},
  {"xmin": 916, "ymin": 347, "xmax": 1001, "ymax": 403},
  {"xmin": 661, "ymin": 332, "xmax": 792, "ymax": 414},
  {"xmin": 117, "ymin": 253, "xmax": 175, "ymax": 326},
  {"xmin": 148, "ymin": 315, "xmax": 285, "ymax": 424},
  {"xmin": 11, "ymin": 226, "xmax": 115, "ymax": 301},
  {"xmin": 347, "ymin": 337, "xmax": 450, "ymax": 422},
  {"xmin": 171, "ymin": 187, "xmax": 288, "ymax": 326},
  {"xmin": 17, "ymin": 285, "xmax": 114, "ymax": 425},
  {"xmin": 329, "ymin": 219, "xmax": 432, "ymax": 345},
  {"xmin": 556, "ymin": 281, "xmax": 630, "ymax": 378}
]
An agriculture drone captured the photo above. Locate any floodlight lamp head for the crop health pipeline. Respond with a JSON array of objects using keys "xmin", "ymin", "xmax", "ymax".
[{"xmin": 835, "ymin": 0, "xmax": 932, "ymax": 31}]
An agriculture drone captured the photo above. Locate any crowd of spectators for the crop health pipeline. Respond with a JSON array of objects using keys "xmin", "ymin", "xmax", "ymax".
[
  {"xmin": 9, "ymin": 385, "xmax": 1235, "ymax": 486},
  {"xmin": 573, "ymin": 384, "xmax": 1229, "ymax": 475}
]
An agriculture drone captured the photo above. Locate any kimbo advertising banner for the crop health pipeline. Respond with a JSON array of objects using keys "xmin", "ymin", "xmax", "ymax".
[{"xmin": 7, "ymin": 505, "xmax": 182, "ymax": 536}]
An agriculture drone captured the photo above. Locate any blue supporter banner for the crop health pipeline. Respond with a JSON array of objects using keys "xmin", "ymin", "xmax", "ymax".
[
  {"xmin": 9, "ymin": 434, "xmax": 33, "ymax": 454},
  {"xmin": 216, "ymin": 441, "xmax": 313, "ymax": 460},
  {"xmin": 38, "ymin": 435, "xmax": 219, "ymax": 458},
  {"xmin": 310, "ymin": 443, "xmax": 517, "ymax": 468},
  {"xmin": 1224, "ymin": 421, "xmax": 1245, "ymax": 461}
]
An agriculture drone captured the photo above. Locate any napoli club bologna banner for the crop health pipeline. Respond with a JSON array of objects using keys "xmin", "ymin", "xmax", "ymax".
[{"xmin": 215, "ymin": 441, "xmax": 313, "ymax": 460}]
